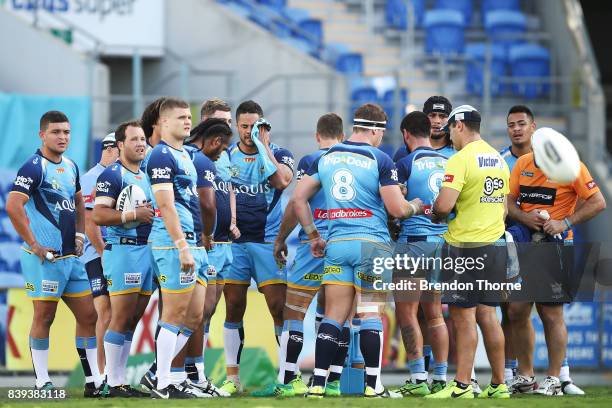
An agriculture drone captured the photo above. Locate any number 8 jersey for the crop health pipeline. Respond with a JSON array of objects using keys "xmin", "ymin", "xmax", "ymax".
[{"xmin": 307, "ymin": 141, "xmax": 398, "ymax": 243}]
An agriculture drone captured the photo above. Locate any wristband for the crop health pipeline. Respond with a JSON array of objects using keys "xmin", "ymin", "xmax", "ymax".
[
  {"xmin": 121, "ymin": 212, "xmax": 127, "ymax": 224},
  {"xmin": 407, "ymin": 202, "xmax": 418, "ymax": 216},
  {"xmin": 174, "ymin": 238, "xmax": 186, "ymax": 246},
  {"xmin": 179, "ymin": 246, "xmax": 190, "ymax": 252},
  {"xmin": 75, "ymin": 232, "xmax": 86, "ymax": 241},
  {"xmin": 563, "ymin": 217, "xmax": 573, "ymax": 230},
  {"xmin": 303, "ymin": 223, "xmax": 317, "ymax": 234},
  {"xmin": 307, "ymin": 229, "xmax": 321, "ymax": 241}
]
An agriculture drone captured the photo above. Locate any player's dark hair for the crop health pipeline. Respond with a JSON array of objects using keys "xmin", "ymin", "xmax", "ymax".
[
  {"xmin": 115, "ymin": 120, "xmax": 143, "ymax": 145},
  {"xmin": 317, "ymin": 113, "xmax": 344, "ymax": 140},
  {"xmin": 507, "ymin": 105, "xmax": 534, "ymax": 122},
  {"xmin": 159, "ymin": 98, "xmax": 190, "ymax": 117},
  {"xmin": 40, "ymin": 111, "xmax": 69, "ymax": 131},
  {"xmin": 190, "ymin": 118, "xmax": 232, "ymax": 142},
  {"xmin": 400, "ymin": 111, "xmax": 430, "ymax": 139},
  {"xmin": 353, "ymin": 103, "xmax": 387, "ymax": 132},
  {"xmin": 236, "ymin": 100, "xmax": 264, "ymax": 121},
  {"xmin": 141, "ymin": 97, "xmax": 167, "ymax": 140},
  {"xmin": 201, "ymin": 98, "xmax": 231, "ymax": 121}
]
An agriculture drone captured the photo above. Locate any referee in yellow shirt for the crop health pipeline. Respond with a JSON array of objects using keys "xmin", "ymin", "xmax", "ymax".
[{"xmin": 427, "ymin": 105, "xmax": 511, "ymax": 399}]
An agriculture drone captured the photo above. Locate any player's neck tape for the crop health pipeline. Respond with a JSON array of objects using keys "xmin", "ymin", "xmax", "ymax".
[{"xmin": 353, "ymin": 118, "xmax": 387, "ymax": 130}]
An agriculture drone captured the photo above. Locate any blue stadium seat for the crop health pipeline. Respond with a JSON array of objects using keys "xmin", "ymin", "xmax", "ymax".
[
  {"xmin": 382, "ymin": 88, "xmax": 408, "ymax": 130},
  {"xmin": 484, "ymin": 10, "xmax": 527, "ymax": 50},
  {"xmin": 284, "ymin": 37, "xmax": 318, "ymax": 57},
  {"xmin": 249, "ymin": 6, "xmax": 289, "ymax": 37},
  {"xmin": 351, "ymin": 86, "xmax": 378, "ymax": 104},
  {"xmin": 509, "ymin": 44, "xmax": 550, "ymax": 99},
  {"xmin": 435, "ymin": 0, "xmax": 473, "ymax": 26},
  {"xmin": 322, "ymin": 42, "xmax": 350, "ymax": 65},
  {"xmin": 283, "ymin": 7, "xmax": 309, "ymax": 24},
  {"xmin": 336, "ymin": 53, "xmax": 364, "ymax": 74},
  {"xmin": 257, "ymin": 0, "xmax": 286, "ymax": 12},
  {"xmin": 481, "ymin": 0, "xmax": 520, "ymax": 16},
  {"xmin": 296, "ymin": 18, "xmax": 323, "ymax": 50},
  {"xmin": 423, "ymin": 10, "xmax": 466, "ymax": 56},
  {"xmin": 465, "ymin": 43, "xmax": 507, "ymax": 96},
  {"xmin": 385, "ymin": 0, "xmax": 425, "ymax": 30}
]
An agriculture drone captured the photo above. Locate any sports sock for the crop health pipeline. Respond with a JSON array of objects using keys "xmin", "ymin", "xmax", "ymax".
[
  {"xmin": 156, "ymin": 321, "xmax": 180, "ymax": 390},
  {"xmin": 170, "ymin": 366, "xmax": 187, "ymax": 385},
  {"xmin": 279, "ymin": 320, "xmax": 304, "ymax": 384},
  {"xmin": 119, "ymin": 331, "xmax": 133, "ymax": 385},
  {"xmin": 423, "ymin": 344, "xmax": 432, "ymax": 372},
  {"xmin": 455, "ymin": 380, "xmax": 469, "ymax": 389},
  {"xmin": 77, "ymin": 336, "xmax": 102, "ymax": 387},
  {"xmin": 409, "ymin": 357, "xmax": 428, "ymax": 382},
  {"xmin": 328, "ymin": 321, "xmax": 350, "ymax": 382},
  {"xmin": 560, "ymin": 357, "xmax": 570, "ymax": 382},
  {"xmin": 202, "ymin": 323, "xmax": 210, "ymax": 360},
  {"xmin": 504, "ymin": 358, "xmax": 518, "ymax": 382},
  {"xmin": 315, "ymin": 303, "xmax": 324, "ymax": 334},
  {"xmin": 185, "ymin": 356, "xmax": 198, "ymax": 382},
  {"xmin": 174, "ymin": 327, "xmax": 193, "ymax": 358},
  {"xmin": 471, "ymin": 366, "xmax": 477, "ymax": 381},
  {"xmin": 194, "ymin": 356, "xmax": 205, "ymax": 382},
  {"xmin": 103, "ymin": 331, "xmax": 125, "ymax": 387},
  {"xmin": 432, "ymin": 360, "xmax": 448, "ymax": 382},
  {"xmin": 275, "ymin": 325, "xmax": 282, "ymax": 346},
  {"xmin": 147, "ymin": 323, "xmax": 162, "ymax": 379},
  {"xmin": 223, "ymin": 321, "xmax": 244, "ymax": 370},
  {"xmin": 360, "ymin": 318, "xmax": 383, "ymax": 391},
  {"xmin": 29, "ymin": 337, "xmax": 51, "ymax": 388},
  {"xmin": 313, "ymin": 318, "xmax": 342, "ymax": 387}
]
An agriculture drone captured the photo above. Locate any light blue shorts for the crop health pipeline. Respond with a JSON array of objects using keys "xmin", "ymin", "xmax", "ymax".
[
  {"xmin": 226, "ymin": 242, "xmax": 286, "ymax": 288},
  {"xmin": 150, "ymin": 244, "xmax": 204, "ymax": 293},
  {"xmin": 287, "ymin": 242, "xmax": 324, "ymax": 291},
  {"xmin": 323, "ymin": 240, "xmax": 393, "ymax": 292},
  {"xmin": 206, "ymin": 243, "xmax": 233, "ymax": 285},
  {"xmin": 102, "ymin": 244, "xmax": 153, "ymax": 296},
  {"xmin": 21, "ymin": 250, "xmax": 90, "ymax": 301}
]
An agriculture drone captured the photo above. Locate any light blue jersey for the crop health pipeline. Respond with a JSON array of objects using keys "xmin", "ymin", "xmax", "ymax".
[
  {"xmin": 396, "ymin": 147, "xmax": 448, "ymax": 240},
  {"xmin": 500, "ymin": 145, "xmax": 519, "ymax": 171},
  {"xmin": 394, "ymin": 143, "xmax": 456, "ymax": 162},
  {"xmin": 80, "ymin": 163, "xmax": 107, "ymax": 264},
  {"xmin": 11, "ymin": 149, "xmax": 81, "ymax": 255},
  {"xmin": 307, "ymin": 141, "xmax": 398, "ymax": 244},
  {"xmin": 296, "ymin": 149, "xmax": 329, "ymax": 242},
  {"xmin": 146, "ymin": 141, "xmax": 200, "ymax": 246},
  {"xmin": 95, "ymin": 161, "xmax": 153, "ymax": 244},
  {"xmin": 228, "ymin": 142, "xmax": 294, "ymax": 243}
]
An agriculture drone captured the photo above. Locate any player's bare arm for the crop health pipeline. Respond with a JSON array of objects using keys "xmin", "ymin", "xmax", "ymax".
[
  {"xmin": 260, "ymin": 127, "xmax": 293, "ymax": 189},
  {"xmin": 380, "ymin": 184, "xmax": 424, "ymax": 219},
  {"xmin": 229, "ymin": 184, "xmax": 240, "ymax": 239},
  {"xmin": 154, "ymin": 187, "xmax": 195, "ymax": 272},
  {"xmin": 6, "ymin": 192, "xmax": 54, "ymax": 262},
  {"xmin": 543, "ymin": 191, "xmax": 606, "ymax": 236},
  {"xmin": 290, "ymin": 174, "xmax": 324, "ymax": 257},
  {"xmin": 92, "ymin": 198, "xmax": 153, "ymax": 226},
  {"xmin": 506, "ymin": 194, "xmax": 545, "ymax": 231},
  {"xmin": 198, "ymin": 185, "xmax": 216, "ymax": 250},
  {"xmin": 431, "ymin": 186, "xmax": 459, "ymax": 223},
  {"xmin": 74, "ymin": 191, "xmax": 86, "ymax": 256},
  {"xmin": 273, "ymin": 199, "xmax": 299, "ymax": 265}
]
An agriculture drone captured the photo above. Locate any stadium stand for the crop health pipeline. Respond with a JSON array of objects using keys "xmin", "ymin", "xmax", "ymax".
[
  {"xmin": 508, "ymin": 43, "xmax": 551, "ymax": 99},
  {"xmin": 423, "ymin": 9, "xmax": 466, "ymax": 56},
  {"xmin": 465, "ymin": 42, "xmax": 507, "ymax": 96}
]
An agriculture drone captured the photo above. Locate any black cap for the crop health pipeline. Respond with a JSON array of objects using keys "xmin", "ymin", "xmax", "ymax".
[
  {"xmin": 423, "ymin": 96, "xmax": 452, "ymax": 115},
  {"xmin": 441, "ymin": 105, "xmax": 481, "ymax": 133}
]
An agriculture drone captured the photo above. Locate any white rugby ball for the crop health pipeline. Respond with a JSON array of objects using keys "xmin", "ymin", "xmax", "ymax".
[
  {"xmin": 116, "ymin": 184, "xmax": 148, "ymax": 228},
  {"xmin": 532, "ymin": 127, "xmax": 580, "ymax": 184}
]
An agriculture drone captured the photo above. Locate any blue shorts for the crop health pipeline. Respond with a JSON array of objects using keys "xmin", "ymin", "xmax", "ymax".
[
  {"xmin": 226, "ymin": 242, "xmax": 286, "ymax": 288},
  {"xmin": 85, "ymin": 258, "xmax": 108, "ymax": 298},
  {"xmin": 288, "ymin": 242, "xmax": 324, "ymax": 291},
  {"xmin": 194, "ymin": 247, "xmax": 209, "ymax": 287},
  {"xmin": 207, "ymin": 243, "xmax": 233, "ymax": 285},
  {"xmin": 323, "ymin": 240, "xmax": 393, "ymax": 292},
  {"xmin": 21, "ymin": 250, "xmax": 90, "ymax": 301},
  {"xmin": 102, "ymin": 244, "xmax": 153, "ymax": 296},
  {"xmin": 150, "ymin": 244, "xmax": 203, "ymax": 293}
]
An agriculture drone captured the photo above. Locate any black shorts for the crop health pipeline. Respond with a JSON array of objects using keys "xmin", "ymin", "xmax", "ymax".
[
  {"xmin": 512, "ymin": 241, "xmax": 576, "ymax": 304},
  {"xmin": 85, "ymin": 258, "xmax": 108, "ymax": 298},
  {"xmin": 438, "ymin": 243, "xmax": 508, "ymax": 308}
]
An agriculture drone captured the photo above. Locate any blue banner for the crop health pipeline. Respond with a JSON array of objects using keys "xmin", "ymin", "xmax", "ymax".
[{"xmin": 0, "ymin": 93, "xmax": 90, "ymax": 171}]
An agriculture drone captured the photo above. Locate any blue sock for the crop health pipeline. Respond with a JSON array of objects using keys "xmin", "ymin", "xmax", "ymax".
[
  {"xmin": 313, "ymin": 318, "xmax": 342, "ymax": 387},
  {"xmin": 409, "ymin": 357, "xmax": 427, "ymax": 382},
  {"xmin": 562, "ymin": 357, "xmax": 569, "ymax": 367},
  {"xmin": 282, "ymin": 320, "xmax": 304, "ymax": 384},
  {"xmin": 433, "ymin": 361, "xmax": 448, "ymax": 381},
  {"xmin": 360, "ymin": 318, "xmax": 383, "ymax": 390},
  {"xmin": 505, "ymin": 358, "xmax": 518, "ymax": 370}
]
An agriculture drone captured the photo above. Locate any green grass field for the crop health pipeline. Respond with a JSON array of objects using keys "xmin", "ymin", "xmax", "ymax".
[{"xmin": 1, "ymin": 387, "xmax": 611, "ymax": 407}]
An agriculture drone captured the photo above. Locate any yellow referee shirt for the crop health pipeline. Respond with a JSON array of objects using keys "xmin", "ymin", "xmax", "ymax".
[{"xmin": 442, "ymin": 139, "xmax": 510, "ymax": 245}]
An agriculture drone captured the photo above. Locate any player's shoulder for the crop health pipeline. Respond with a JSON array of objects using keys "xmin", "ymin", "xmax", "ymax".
[
  {"xmin": 99, "ymin": 162, "xmax": 122, "ymax": 180},
  {"xmin": 19, "ymin": 151, "xmax": 44, "ymax": 170},
  {"xmin": 499, "ymin": 145, "xmax": 512, "ymax": 157},
  {"xmin": 515, "ymin": 152, "xmax": 534, "ymax": 168}
]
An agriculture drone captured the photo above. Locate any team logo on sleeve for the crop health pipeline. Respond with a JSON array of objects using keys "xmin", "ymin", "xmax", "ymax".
[
  {"xmin": 390, "ymin": 169, "xmax": 398, "ymax": 182},
  {"xmin": 296, "ymin": 169, "xmax": 305, "ymax": 180},
  {"xmin": 586, "ymin": 180, "xmax": 597, "ymax": 190},
  {"xmin": 14, "ymin": 176, "xmax": 34, "ymax": 190},
  {"xmin": 204, "ymin": 170, "xmax": 215, "ymax": 183},
  {"xmin": 281, "ymin": 156, "xmax": 295, "ymax": 169},
  {"xmin": 443, "ymin": 174, "xmax": 454, "ymax": 183},
  {"xmin": 151, "ymin": 167, "xmax": 172, "ymax": 180},
  {"xmin": 97, "ymin": 181, "xmax": 111, "ymax": 193}
]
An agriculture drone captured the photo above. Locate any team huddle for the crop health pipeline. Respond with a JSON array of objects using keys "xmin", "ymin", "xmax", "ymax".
[{"xmin": 5, "ymin": 95, "xmax": 606, "ymax": 399}]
